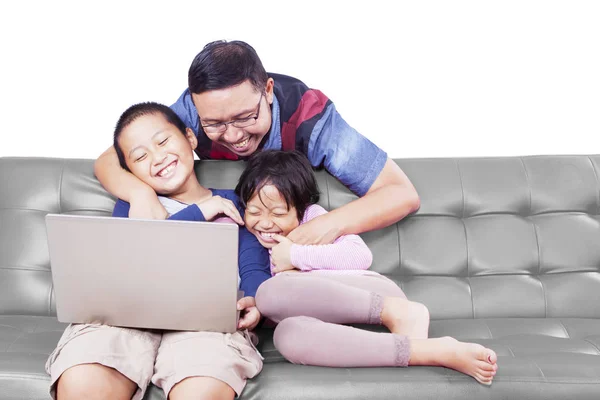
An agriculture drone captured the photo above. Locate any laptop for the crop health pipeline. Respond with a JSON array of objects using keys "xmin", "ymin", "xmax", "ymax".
[{"xmin": 45, "ymin": 213, "xmax": 241, "ymax": 333}]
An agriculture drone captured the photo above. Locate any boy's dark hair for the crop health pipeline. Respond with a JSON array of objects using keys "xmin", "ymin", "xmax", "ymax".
[
  {"xmin": 188, "ymin": 40, "xmax": 269, "ymax": 95},
  {"xmin": 235, "ymin": 150, "xmax": 320, "ymax": 221},
  {"xmin": 113, "ymin": 102, "xmax": 188, "ymax": 172}
]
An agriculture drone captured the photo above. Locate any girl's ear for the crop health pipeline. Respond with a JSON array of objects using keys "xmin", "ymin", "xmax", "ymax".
[{"xmin": 186, "ymin": 128, "xmax": 198, "ymax": 150}]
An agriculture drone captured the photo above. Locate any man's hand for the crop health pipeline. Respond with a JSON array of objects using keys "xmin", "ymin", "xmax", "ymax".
[
  {"xmin": 197, "ymin": 195, "xmax": 244, "ymax": 225},
  {"xmin": 128, "ymin": 188, "xmax": 168, "ymax": 219},
  {"xmin": 237, "ymin": 296, "xmax": 261, "ymax": 330},
  {"xmin": 271, "ymin": 234, "xmax": 296, "ymax": 273},
  {"xmin": 286, "ymin": 214, "xmax": 340, "ymax": 245}
]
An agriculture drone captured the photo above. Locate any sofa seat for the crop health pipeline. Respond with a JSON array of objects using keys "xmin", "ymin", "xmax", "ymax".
[
  {"xmin": 8, "ymin": 316, "xmax": 600, "ymax": 400},
  {"xmin": 0, "ymin": 316, "xmax": 65, "ymax": 400},
  {"xmin": 243, "ymin": 318, "xmax": 600, "ymax": 400}
]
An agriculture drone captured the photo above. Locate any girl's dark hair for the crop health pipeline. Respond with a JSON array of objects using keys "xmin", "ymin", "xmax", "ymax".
[
  {"xmin": 235, "ymin": 150, "xmax": 320, "ymax": 221},
  {"xmin": 113, "ymin": 102, "xmax": 188, "ymax": 172},
  {"xmin": 188, "ymin": 40, "xmax": 269, "ymax": 94}
]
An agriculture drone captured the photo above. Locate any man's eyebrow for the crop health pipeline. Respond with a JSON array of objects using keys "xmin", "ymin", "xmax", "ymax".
[{"xmin": 127, "ymin": 130, "xmax": 164, "ymax": 158}]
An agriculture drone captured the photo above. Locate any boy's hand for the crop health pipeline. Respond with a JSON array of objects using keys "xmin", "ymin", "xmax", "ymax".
[
  {"xmin": 129, "ymin": 188, "xmax": 168, "ymax": 219},
  {"xmin": 271, "ymin": 234, "xmax": 295, "ymax": 273},
  {"xmin": 197, "ymin": 196, "xmax": 244, "ymax": 225},
  {"xmin": 287, "ymin": 214, "xmax": 340, "ymax": 245},
  {"xmin": 237, "ymin": 296, "xmax": 261, "ymax": 330}
]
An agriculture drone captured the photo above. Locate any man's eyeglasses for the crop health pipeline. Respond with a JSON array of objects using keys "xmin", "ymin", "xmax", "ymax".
[{"xmin": 200, "ymin": 92, "xmax": 264, "ymax": 134}]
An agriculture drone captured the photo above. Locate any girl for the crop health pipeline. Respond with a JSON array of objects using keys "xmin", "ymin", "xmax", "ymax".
[{"xmin": 235, "ymin": 150, "xmax": 498, "ymax": 385}]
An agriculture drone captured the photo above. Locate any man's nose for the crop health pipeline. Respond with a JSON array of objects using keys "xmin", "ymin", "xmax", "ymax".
[{"xmin": 222, "ymin": 124, "xmax": 244, "ymax": 144}]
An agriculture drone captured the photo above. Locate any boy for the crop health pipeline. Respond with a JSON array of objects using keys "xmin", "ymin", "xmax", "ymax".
[{"xmin": 46, "ymin": 102, "xmax": 270, "ymax": 400}]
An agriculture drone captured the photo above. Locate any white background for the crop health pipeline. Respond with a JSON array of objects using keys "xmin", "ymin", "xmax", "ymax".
[{"xmin": 1, "ymin": 0, "xmax": 599, "ymax": 159}]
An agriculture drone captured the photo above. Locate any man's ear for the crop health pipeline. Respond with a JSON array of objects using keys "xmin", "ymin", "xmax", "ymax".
[
  {"xmin": 265, "ymin": 78, "xmax": 275, "ymax": 105},
  {"xmin": 186, "ymin": 128, "xmax": 198, "ymax": 150}
]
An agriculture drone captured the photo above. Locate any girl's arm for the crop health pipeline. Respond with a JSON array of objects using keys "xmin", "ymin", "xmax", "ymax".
[{"xmin": 290, "ymin": 205, "xmax": 373, "ymax": 271}]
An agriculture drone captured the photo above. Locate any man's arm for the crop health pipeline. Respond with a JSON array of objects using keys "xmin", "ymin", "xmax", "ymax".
[
  {"xmin": 287, "ymin": 100, "xmax": 420, "ymax": 245},
  {"xmin": 95, "ymin": 146, "xmax": 167, "ymax": 219}
]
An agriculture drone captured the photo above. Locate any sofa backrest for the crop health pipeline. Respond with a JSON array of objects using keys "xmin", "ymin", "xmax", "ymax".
[{"xmin": 1, "ymin": 156, "xmax": 600, "ymax": 320}]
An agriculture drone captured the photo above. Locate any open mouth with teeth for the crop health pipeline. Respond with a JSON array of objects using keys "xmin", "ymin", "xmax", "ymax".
[
  {"xmin": 256, "ymin": 230, "xmax": 282, "ymax": 243},
  {"xmin": 156, "ymin": 160, "xmax": 178, "ymax": 178},
  {"xmin": 230, "ymin": 136, "xmax": 251, "ymax": 151}
]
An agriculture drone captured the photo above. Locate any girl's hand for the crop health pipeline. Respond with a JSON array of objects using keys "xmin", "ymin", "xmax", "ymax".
[
  {"xmin": 271, "ymin": 234, "xmax": 295, "ymax": 273},
  {"xmin": 196, "ymin": 195, "xmax": 244, "ymax": 225}
]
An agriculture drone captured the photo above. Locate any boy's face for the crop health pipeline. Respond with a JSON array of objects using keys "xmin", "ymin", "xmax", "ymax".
[
  {"xmin": 244, "ymin": 185, "xmax": 300, "ymax": 249},
  {"xmin": 118, "ymin": 113, "xmax": 198, "ymax": 196},
  {"xmin": 192, "ymin": 79, "xmax": 274, "ymax": 157}
]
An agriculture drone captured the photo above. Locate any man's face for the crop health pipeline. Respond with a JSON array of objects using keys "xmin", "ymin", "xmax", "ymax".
[{"xmin": 192, "ymin": 79, "xmax": 273, "ymax": 157}]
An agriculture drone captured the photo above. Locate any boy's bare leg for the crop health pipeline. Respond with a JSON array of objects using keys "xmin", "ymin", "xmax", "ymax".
[
  {"xmin": 410, "ymin": 337, "xmax": 498, "ymax": 385},
  {"xmin": 381, "ymin": 297, "xmax": 430, "ymax": 339},
  {"xmin": 169, "ymin": 377, "xmax": 235, "ymax": 400},
  {"xmin": 57, "ymin": 363, "xmax": 137, "ymax": 400}
]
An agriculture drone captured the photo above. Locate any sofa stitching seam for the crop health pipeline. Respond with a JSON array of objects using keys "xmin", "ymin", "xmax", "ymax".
[
  {"xmin": 557, "ymin": 319, "xmax": 571, "ymax": 338},
  {"xmin": 455, "ymin": 160, "xmax": 473, "ymax": 318},
  {"xmin": 58, "ymin": 160, "xmax": 65, "ymax": 214},
  {"xmin": 582, "ymin": 338, "xmax": 600, "ymax": 355},
  {"xmin": 586, "ymin": 155, "xmax": 600, "ymax": 215}
]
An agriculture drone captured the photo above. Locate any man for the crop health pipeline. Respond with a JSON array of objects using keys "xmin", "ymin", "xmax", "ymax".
[{"xmin": 95, "ymin": 40, "xmax": 419, "ymax": 244}]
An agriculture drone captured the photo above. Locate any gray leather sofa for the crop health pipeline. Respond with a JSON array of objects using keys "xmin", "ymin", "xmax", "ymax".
[{"xmin": 2, "ymin": 155, "xmax": 600, "ymax": 400}]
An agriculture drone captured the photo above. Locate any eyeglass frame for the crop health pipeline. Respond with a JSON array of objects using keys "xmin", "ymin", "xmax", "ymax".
[{"xmin": 199, "ymin": 92, "xmax": 265, "ymax": 134}]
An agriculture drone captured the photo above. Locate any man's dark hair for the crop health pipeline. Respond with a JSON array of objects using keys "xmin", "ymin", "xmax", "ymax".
[
  {"xmin": 235, "ymin": 150, "xmax": 320, "ymax": 221},
  {"xmin": 188, "ymin": 40, "xmax": 269, "ymax": 95},
  {"xmin": 113, "ymin": 102, "xmax": 188, "ymax": 172}
]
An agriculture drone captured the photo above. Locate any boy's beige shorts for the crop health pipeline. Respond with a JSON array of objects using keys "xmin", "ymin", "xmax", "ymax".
[{"xmin": 46, "ymin": 323, "xmax": 263, "ymax": 399}]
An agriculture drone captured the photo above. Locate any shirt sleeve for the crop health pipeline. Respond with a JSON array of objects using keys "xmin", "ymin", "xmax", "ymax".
[
  {"xmin": 307, "ymin": 102, "xmax": 388, "ymax": 197},
  {"xmin": 214, "ymin": 190, "xmax": 271, "ymax": 298},
  {"xmin": 237, "ymin": 226, "xmax": 271, "ymax": 298},
  {"xmin": 170, "ymin": 89, "xmax": 200, "ymax": 135},
  {"xmin": 290, "ymin": 205, "xmax": 373, "ymax": 271}
]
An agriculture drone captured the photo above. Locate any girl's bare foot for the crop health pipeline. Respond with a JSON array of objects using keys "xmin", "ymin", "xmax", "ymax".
[
  {"xmin": 381, "ymin": 297, "xmax": 429, "ymax": 339},
  {"xmin": 409, "ymin": 336, "xmax": 498, "ymax": 385}
]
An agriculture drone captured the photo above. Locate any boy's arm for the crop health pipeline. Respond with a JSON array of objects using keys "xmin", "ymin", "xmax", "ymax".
[
  {"xmin": 288, "ymin": 102, "xmax": 420, "ymax": 245},
  {"xmin": 95, "ymin": 146, "xmax": 167, "ymax": 219},
  {"xmin": 238, "ymin": 226, "xmax": 271, "ymax": 298}
]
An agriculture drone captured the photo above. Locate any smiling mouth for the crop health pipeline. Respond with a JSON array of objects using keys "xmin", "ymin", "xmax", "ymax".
[
  {"xmin": 231, "ymin": 137, "xmax": 250, "ymax": 150},
  {"xmin": 156, "ymin": 160, "xmax": 177, "ymax": 178},
  {"xmin": 257, "ymin": 230, "xmax": 281, "ymax": 240}
]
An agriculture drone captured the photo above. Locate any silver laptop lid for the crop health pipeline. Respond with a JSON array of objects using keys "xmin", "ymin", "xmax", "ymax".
[{"xmin": 45, "ymin": 214, "xmax": 239, "ymax": 332}]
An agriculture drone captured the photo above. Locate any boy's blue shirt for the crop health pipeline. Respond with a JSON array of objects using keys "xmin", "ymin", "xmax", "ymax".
[{"xmin": 112, "ymin": 189, "xmax": 270, "ymax": 298}]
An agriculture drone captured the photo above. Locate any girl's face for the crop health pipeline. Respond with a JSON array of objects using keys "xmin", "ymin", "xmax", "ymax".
[{"xmin": 244, "ymin": 184, "xmax": 300, "ymax": 249}]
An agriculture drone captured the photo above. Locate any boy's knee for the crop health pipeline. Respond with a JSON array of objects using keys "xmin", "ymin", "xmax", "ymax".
[{"xmin": 57, "ymin": 364, "xmax": 136, "ymax": 400}]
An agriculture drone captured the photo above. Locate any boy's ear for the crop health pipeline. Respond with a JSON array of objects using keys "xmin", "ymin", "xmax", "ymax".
[{"xmin": 186, "ymin": 128, "xmax": 198, "ymax": 150}]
